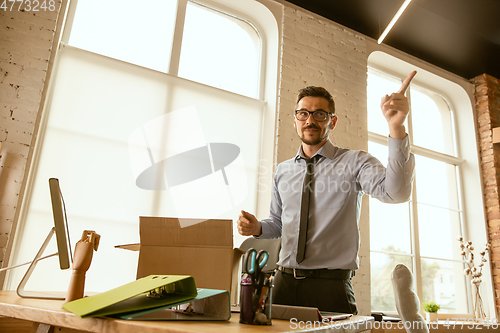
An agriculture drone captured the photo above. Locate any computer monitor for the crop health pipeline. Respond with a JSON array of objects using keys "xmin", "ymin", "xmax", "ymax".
[
  {"xmin": 49, "ymin": 178, "xmax": 73, "ymax": 270},
  {"xmin": 0, "ymin": 178, "xmax": 73, "ymax": 299}
]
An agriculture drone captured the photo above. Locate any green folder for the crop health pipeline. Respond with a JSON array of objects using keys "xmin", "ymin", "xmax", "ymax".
[
  {"xmin": 63, "ymin": 275, "xmax": 197, "ymax": 318},
  {"xmin": 114, "ymin": 288, "xmax": 231, "ymax": 321}
]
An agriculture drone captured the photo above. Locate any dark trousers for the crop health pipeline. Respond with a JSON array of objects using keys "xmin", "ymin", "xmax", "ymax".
[{"xmin": 272, "ymin": 270, "xmax": 358, "ymax": 314}]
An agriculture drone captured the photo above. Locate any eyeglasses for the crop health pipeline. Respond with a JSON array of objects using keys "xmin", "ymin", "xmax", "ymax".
[{"xmin": 295, "ymin": 109, "xmax": 333, "ymax": 122}]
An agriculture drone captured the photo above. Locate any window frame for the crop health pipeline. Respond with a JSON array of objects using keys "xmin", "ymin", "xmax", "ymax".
[
  {"xmin": 60, "ymin": 0, "xmax": 275, "ymax": 226},
  {"xmin": 58, "ymin": 0, "xmax": 281, "ymax": 219},
  {"xmin": 367, "ymin": 49, "xmax": 494, "ymax": 312},
  {"xmin": 4, "ymin": 0, "xmax": 282, "ymax": 292}
]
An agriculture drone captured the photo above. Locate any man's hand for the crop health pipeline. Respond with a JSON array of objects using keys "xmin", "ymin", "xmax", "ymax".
[
  {"xmin": 380, "ymin": 70, "xmax": 417, "ymax": 139},
  {"xmin": 237, "ymin": 210, "xmax": 262, "ymax": 236}
]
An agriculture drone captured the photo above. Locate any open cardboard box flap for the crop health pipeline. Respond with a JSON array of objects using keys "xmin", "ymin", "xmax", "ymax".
[
  {"xmin": 140, "ymin": 217, "xmax": 233, "ymax": 247},
  {"xmin": 116, "ymin": 217, "xmax": 244, "ymax": 305}
]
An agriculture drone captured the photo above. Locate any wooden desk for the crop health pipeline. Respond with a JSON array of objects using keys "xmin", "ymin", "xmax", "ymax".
[{"xmin": 0, "ymin": 291, "xmax": 373, "ymax": 333}]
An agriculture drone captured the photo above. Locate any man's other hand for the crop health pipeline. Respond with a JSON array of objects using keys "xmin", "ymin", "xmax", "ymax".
[{"xmin": 237, "ymin": 210, "xmax": 262, "ymax": 236}]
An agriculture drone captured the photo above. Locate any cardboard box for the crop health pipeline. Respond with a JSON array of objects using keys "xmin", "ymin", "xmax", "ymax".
[{"xmin": 123, "ymin": 217, "xmax": 243, "ymax": 305}]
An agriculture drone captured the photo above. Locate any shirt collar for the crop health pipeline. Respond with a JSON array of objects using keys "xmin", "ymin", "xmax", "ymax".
[{"xmin": 294, "ymin": 140, "xmax": 337, "ymax": 162}]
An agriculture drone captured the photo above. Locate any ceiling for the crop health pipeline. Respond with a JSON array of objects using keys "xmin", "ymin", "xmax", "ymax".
[{"xmin": 284, "ymin": 0, "xmax": 500, "ymax": 80}]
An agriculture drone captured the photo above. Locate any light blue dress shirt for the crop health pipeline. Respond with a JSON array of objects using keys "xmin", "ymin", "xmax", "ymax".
[{"xmin": 258, "ymin": 136, "xmax": 414, "ymax": 270}]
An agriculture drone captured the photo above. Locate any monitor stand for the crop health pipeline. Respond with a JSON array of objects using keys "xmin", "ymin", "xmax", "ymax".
[{"xmin": 0, "ymin": 227, "xmax": 66, "ymax": 300}]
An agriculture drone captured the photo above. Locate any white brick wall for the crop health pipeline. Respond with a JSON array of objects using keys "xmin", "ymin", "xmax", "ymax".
[
  {"xmin": 0, "ymin": 4, "xmax": 61, "ymax": 271},
  {"xmin": 278, "ymin": 8, "xmax": 368, "ymax": 160},
  {"xmin": 277, "ymin": 6, "xmax": 371, "ymax": 315}
]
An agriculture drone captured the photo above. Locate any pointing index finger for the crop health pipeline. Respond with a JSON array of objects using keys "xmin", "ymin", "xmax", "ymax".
[{"xmin": 397, "ymin": 70, "xmax": 417, "ymax": 94}]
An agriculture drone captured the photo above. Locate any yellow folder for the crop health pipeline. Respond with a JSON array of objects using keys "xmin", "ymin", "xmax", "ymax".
[{"xmin": 63, "ymin": 275, "xmax": 197, "ymax": 318}]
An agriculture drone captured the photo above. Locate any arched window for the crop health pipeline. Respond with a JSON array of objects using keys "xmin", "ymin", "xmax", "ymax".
[
  {"xmin": 368, "ymin": 64, "xmax": 467, "ymax": 314},
  {"xmin": 178, "ymin": 2, "xmax": 261, "ymax": 97},
  {"xmin": 7, "ymin": 0, "xmax": 279, "ymax": 293}
]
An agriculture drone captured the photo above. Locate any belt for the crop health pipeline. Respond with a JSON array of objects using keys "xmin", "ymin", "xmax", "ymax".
[{"xmin": 278, "ymin": 266, "xmax": 354, "ymax": 280}]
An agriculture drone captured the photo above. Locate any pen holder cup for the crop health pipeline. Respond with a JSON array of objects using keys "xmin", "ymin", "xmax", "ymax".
[{"xmin": 239, "ymin": 273, "xmax": 272, "ymax": 325}]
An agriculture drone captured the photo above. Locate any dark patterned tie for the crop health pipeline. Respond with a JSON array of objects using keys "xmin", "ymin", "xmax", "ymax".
[{"xmin": 296, "ymin": 156, "xmax": 316, "ymax": 263}]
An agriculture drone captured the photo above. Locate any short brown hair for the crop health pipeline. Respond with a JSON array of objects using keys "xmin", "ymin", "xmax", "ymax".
[{"xmin": 296, "ymin": 86, "xmax": 335, "ymax": 114}]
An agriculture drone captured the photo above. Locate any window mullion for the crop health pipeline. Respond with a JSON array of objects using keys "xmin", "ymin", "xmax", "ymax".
[
  {"xmin": 369, "ymin": 131, "xmax": 465, "ymax": 165},
  {"xmin": 407, "ymin": 87, "xmax": 425, "ymax": 309},
  {"xmin": 155, "ymin": 0, "xmax": 187, "ymax": 215},
  {"xmin": 407, "ymin": 85, "xmax": 414, "ymax": 146},
  {"xmin": 60, "ymin": 0, "xmax": 78, "ymax": 45},
  {"xmin": 169, "ymin": 0, "xmax": 188, "ymax": 76},
  {"xmin": 455, "ymin": 164, "xmax": 473, "ymax": 313},
  {"xmin": 410, "ymin": 170, "xmax": 424, "ymax": 306}
]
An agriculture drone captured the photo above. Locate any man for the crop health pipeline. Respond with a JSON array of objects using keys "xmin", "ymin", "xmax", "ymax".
[{"xmin": 237, "ymin": 71, "xmax": 416, "ymax": 314}]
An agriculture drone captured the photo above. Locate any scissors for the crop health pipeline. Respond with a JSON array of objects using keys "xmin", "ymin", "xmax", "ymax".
[{"xmin": 242, "ymin": 248, "xmax": 269, "ymax": 283}]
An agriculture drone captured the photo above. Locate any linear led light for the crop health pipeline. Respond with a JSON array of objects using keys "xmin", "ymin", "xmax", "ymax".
[{"xmin": 378, "ymin": 0, "xmax": 412, "ymax": 44}]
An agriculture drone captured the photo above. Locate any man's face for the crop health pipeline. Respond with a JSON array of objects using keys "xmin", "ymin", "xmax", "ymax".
[{"xmin": 294, "ymin": 96, "xmax": 337, "ymax": 146}]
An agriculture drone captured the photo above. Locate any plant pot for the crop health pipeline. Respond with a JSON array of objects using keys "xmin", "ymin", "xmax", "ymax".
[{"xmin": 426, "ymin": 312, "xmax": 438, "ymax": 322}]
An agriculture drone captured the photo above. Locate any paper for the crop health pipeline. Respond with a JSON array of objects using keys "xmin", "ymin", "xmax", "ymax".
[{"xmin": 272, "ymin": 304, "xmax": 352, "ymax": 322}]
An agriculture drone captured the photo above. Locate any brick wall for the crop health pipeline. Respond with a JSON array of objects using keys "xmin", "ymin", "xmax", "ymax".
[
  {"xmin": 472, "ymin": 73, "xmax": 500, "ymax": 316},
  {"xmin": 0, "ymin": 2, "xmax": 63, "ymax": 284},
  {"xmin": 277, "ymin": 8, "xmax": 368, "ymax": 158},
  {"xmin": 278, "ymin": 6, "xmax": 371, "ymax": 315}
]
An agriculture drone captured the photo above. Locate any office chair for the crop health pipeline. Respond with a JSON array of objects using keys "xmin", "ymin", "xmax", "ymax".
[
  {"xmin": 391, "ymin": 264, "xmax": 429, "ymax": 333},
  {"xmin": 239, "ymin": 237, "xmax": 281, "ymax": 273}
]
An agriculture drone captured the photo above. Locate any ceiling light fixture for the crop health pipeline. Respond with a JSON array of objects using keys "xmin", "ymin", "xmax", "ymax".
[{"xmin": 378, "ymin": 0, "xmax": 412, "ymax": 44}]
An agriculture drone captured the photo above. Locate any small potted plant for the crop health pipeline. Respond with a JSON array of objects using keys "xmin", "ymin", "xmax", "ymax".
[{"xmin": 423, "ymin": 301, "xmax": 440, "ymax": 322}]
